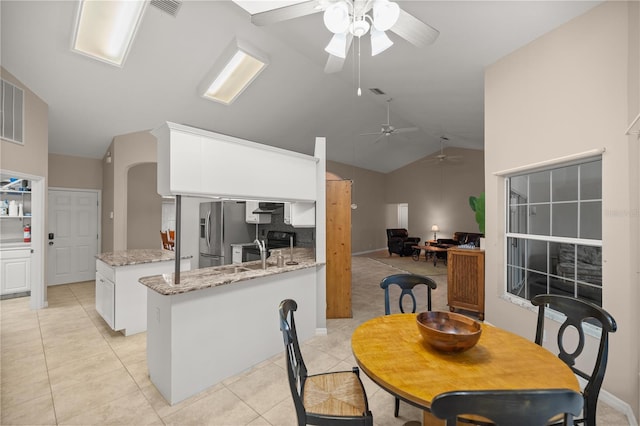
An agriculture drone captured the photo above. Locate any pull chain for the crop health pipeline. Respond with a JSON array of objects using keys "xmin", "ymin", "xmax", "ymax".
[{"xmin": 357, "ymin": 35, "xmax": 362, "ymax": 96}]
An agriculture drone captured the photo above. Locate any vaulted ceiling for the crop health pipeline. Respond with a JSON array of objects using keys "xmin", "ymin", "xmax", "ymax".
[{"xmin": 1, "ymin": 0, "xmax": 601, "ymax": 173}]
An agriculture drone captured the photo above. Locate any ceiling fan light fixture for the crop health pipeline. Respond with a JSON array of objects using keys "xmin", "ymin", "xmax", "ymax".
[
  {"xmin": 372, "ymin": 0, "xmax": 400, "ymax": 31},
  {"xmin": 323, "ymin": 1, "xmax": 350, "ymax": 34},
  {"xmin": 324, "ymin": 32, "xmax": 347, "ymax": 58},
  {"xmin": 349, "ymin": 17, "xmax": 370, "ymax": 38},
  {"xmin": 370, "ymin": 27, "xmax": 393, "ymax": 56}
]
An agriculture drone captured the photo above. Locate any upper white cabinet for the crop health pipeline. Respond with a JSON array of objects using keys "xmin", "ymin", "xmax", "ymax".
[
  {"xmin": 245, "ymin": 201, "xmax": 271, "ymax": 224},
  {"xmin": 152, "ymin": 122, "xmax": 318, "ymax": 201},
  {"xmin": 284, "ymin": 202, "xmax": 315, "ymax": 227}
]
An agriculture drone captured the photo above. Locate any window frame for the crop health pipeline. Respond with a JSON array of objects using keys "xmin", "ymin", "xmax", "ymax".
[{"xmin": 502, "ymin": 156, "xmax": 603, "ymax": 333}]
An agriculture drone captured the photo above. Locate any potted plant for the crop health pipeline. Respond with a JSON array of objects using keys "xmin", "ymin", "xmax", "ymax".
[{"xmin": 468, "ymin": 192, "xmax": 485, "ymax": 248}]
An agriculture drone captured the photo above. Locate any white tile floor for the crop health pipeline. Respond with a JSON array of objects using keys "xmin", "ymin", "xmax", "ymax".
[{"xmin": 0, "ymin": 254, "xmax": 629, "ymax": 425}]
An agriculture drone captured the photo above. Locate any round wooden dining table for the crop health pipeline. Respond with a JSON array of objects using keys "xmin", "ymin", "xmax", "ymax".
[{"xmin": 351, "ymin": 313, "xmax": 580, "ymax": 425}]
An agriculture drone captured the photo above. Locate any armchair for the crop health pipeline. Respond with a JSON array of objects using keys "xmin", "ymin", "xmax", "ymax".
[{"xmin": 386, "ymin": 228, "xmax": 420, "ymax": 257}]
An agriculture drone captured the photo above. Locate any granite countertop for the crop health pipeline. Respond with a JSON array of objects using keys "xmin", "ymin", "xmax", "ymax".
[
  {"xmin": 96, "ymin": 249, "xmax": 191, "ymax": 267},
  {"xmin": 139, "ymin": 247, "xmax": 318, "ymax": 296}
]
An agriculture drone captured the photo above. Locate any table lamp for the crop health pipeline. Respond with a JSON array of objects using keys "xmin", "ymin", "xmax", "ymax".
[{"xmin": 431, "ymin": 225, "xmax": 439, "ymax": 241}]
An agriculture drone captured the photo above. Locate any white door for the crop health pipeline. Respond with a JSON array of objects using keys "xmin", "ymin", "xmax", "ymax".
[
  {"xmin": 398, "ymin": 203, "xmax": 409, "ymax": 229},
  {"xmin": 47, "ymin": 190, "xmax": 99, "ymax": 285}
]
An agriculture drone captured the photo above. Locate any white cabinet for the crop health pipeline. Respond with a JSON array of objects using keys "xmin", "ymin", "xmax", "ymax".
[
  {"xmin": 0, "ymin": 249, "xmax": 31, "ymax": 295},
  {"xmin": 284, "ymin": 202, "xmax": 316, "ymax": 227},
  {"xmin": 152, "ymin": 122, "xmax": 317, "ymax": 201},
  {"xmin": 95, "ymin": 258, "xmax": 191, "ymax": 336},
  {"xmin": 95, "ymin": 271, "xmax": 115, "ymax": 329},
  {"xmin": 245, "ymin": 201, "xmax": 271, "ymax": 224}
]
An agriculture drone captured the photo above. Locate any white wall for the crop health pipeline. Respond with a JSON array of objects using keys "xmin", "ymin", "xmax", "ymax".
[{"xmin": 485, "ymin": 1, "xmax": 639, "ymax": 418}]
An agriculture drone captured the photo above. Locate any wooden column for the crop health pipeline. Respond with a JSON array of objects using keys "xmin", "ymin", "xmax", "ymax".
[{"xmin": 326, "ymin": 177, "xmax": 352, "ymax": 318}]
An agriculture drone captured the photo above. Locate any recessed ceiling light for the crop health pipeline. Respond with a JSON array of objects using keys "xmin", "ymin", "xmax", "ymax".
[
  {"xmin": 71, "ymin": 0, "xmax": 148, "ymax": 67},
  {"xmin": 198, "ymin": 39, "xmax": 269, "ymax": 106}
]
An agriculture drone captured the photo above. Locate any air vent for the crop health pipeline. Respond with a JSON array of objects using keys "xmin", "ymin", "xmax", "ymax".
[
  {"xmin": 0, "ymin": 79, "xmax": 24, "ymax": 145},
  {"xmin": 369, "ymin": 88, "xmax": 386, "ymax": 95},
  {"xmin": 150, "ymin": 0, "xmax": 182, "ymax": 17}
]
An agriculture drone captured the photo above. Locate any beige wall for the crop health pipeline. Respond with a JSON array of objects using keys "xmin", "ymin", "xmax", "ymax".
[
  {"xmin": 326, "ymin": 161, "xmax": 388, "ymax": 253},
  {"xmin": 101, "ymin": 130, "xmax": 157, "ymax": 252},
  {"xmin": 127, "ymin": 163, "xmax": 162, "ymax": 249},
  {"xmin": 485, "ymin": 1, "xmax": 639, "ymax": 416},
  {"xmin": 49, "ymin": 154, "xmax": 102, "ymax": 190},
  {"xmin": 327, "ymin": 149, "xmax": 484, "ymax": 253},
  {"xmin": 387, "ymin": 147, "xmax": 485, "ymax": 242},
  {"xmin": 0, "ymin": 68, "xmax": 48, "ymax": 178},
  {"xmin": 101, "ymin": 142, "xmax": 115, "ymax": 252}
]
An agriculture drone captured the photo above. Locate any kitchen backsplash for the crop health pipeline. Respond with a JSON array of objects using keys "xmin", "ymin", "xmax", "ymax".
[{"xmin": 258, "ymin": 206, "xmax": 315, "ymax": 248}]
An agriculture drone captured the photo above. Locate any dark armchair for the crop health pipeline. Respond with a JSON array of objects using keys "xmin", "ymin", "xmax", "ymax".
[{"xmin": 386, "ymin": 228, "xmax": 420, "ymax": 257}]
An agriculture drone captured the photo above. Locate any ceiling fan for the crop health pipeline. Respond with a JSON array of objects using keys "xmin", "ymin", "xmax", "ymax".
[
  {"xmin": 424, "ymin": 137, "xmax": 464, "ymax": 164},
  {"xmin": 360, "ymin": 98, "xmax": 418, "ymax": 143},
  {"xmin": 250, "ymin": 0, "xmax": 439, "ymax": 74}
]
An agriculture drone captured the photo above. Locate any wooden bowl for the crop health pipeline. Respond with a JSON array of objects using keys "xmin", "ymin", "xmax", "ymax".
[{"xmin": 416, "ymin": 311, "xmax": 482, "ymax": 353}]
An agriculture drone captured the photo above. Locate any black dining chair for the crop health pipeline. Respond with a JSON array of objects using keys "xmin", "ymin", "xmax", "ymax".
[
  {"xmin": 531, "ymin": 294, "xmax": 617, "ymax": 426},
  {"xmin": 430, "ymin": 388, "xmax": 584, "ymax": 426},
  {"xmin": 278, "ymin": 299, "xmax": 373, "ymax": 426},
  {"xmin": 380, "ymin": 273, "xmax": 437, "ymax": 416}
]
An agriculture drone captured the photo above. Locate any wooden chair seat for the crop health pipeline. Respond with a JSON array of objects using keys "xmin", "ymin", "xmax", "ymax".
[{"xmin": 304, "ymin": 371, "xmax": 368, "ymax": 417}]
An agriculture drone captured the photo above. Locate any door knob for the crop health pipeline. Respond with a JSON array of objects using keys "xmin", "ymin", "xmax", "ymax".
[{"xmin": 48, "ymin": 241, "xmax": 54, "ymax": 246}]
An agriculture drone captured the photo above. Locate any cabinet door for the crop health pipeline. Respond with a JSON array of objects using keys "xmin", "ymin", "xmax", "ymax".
[
  {"xmin": 95, "ymin": 272, "xmax": 115, "ymax": 329},
  {"xmin": 0, "ymin": 250, "xmax": 31, "ymax": 294}
]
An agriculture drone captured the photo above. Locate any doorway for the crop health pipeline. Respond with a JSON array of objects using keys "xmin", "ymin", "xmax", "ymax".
[
  {"xmin": 47, "ymin": 189, "xmax": 100, "ymax": 285},
  {"xmin": 397, "ymin": 203, "xmax": 408, "ymax": 229}
]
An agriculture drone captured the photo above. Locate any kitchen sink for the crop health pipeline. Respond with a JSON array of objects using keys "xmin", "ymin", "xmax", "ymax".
[{"xmin": 213, "ymin": 263, "xmax": 270, "ymax": 274}]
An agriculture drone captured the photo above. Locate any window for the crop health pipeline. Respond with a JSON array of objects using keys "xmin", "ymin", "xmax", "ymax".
[
  {"xmin": 505, "ymin": 158, "xmax": 602, "ymax": 307},
  {"xmin": 1, "ymin": 79, "xmax": 24, "ymax": 145}
]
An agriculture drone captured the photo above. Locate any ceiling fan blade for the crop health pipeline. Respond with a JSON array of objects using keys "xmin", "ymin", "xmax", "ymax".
[
  {"xmin": 394, "ymin": 127, "xmax": 419, "ymax": 134},
  {"xmin": 373, "ymin": 134, "xmax": 386, "ymax": 144},
  {"xmin": 251, "ymin": 1, "xmax": 320, "ymax": 26},
  {"xmin": 359, "ymin": 131, "xmax": 383, "ymax": 136},
  {"xmin": 324, "ymin": 34, "xmax": 353, "ymax": 73},
  {"xmin": 390, "ymin": 8, "xmax": 439, "ymax": 48}
]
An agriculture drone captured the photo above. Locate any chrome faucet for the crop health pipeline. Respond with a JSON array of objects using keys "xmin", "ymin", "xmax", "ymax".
[{"xmin": 254, "ymin": 239, "xmax": 267, "ymax": 269}]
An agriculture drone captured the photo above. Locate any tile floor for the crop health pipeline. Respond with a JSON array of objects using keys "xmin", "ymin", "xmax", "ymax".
[{"xmin": 0, "ymin": 255, "xmax": 629, "ymax": 425}]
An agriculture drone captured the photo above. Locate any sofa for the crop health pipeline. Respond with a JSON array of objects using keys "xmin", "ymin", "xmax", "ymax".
[{"xmin": 386, "ymin": 228, "xmax": 420, "ymax": 257}]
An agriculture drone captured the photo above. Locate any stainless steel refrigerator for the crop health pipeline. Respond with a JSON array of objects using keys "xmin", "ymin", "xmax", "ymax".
[{"xmin": 199, "ymin": 201, "xmax": 253, "ymax": 268}]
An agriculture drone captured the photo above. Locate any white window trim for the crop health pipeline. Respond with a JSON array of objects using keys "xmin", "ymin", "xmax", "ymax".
[
  {"xmin": 500, "ymin": 292, "xmax": 603, "ymax": 339},
  {"xmin": 501, "ymin": 155, "xmax": 604, "ymax": 334}
]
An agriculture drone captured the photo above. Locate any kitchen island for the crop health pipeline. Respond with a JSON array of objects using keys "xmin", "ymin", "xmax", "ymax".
[
  {"xmin": 96, "ymin": 249, "xmax": 191, "ymax": 336},
  {"xmin": 139, "ymin": 247, "xmax": 320, "ymax": 405}
]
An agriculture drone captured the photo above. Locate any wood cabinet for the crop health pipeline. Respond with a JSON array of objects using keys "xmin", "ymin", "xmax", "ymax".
[
  {"xmin": 326, "ymin": 178, "xmax": 352, "ymax": 318},
  {"xmin": 447, "ymin": 248, "xmax": 485, "ymax": 320},
  {"xmin": 0, "ymin": 248, "xmax": 31, "ymax": 295}
]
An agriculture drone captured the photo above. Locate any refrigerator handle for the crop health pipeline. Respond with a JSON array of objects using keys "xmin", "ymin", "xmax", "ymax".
[{"xmin": 206, "ymin": 210, "xmax": 211, "ymax": 249}]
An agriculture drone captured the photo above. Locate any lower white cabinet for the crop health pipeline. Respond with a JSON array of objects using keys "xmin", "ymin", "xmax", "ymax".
[
  {"xmin": 0, "ymin": 248, "xmax": 31, "ymax": 295},
  {"xmin": 95, "ymin": 271, "xmax": 115, "ymax": 329},
  {"xmin": 95, "ymin": 258, "xmax": 191, "ymax": 336}
]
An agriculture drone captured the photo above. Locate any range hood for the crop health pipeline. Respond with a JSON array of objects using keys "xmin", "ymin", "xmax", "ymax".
[{"xmin": 252, "ymin": 202, "xmax": 283, "ymax": 214}]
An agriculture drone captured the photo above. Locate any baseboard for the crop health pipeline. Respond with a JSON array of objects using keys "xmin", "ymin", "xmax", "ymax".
[
  {"xmin": 352, "ymin": 247, "xmax": 387, "ymax": 256},
  {"xmin": 577, "ymin": 376, "xmax": 637, "ymax": 425},
  {"xmin": 315, "ymin": 328, "xmax": 328, "ymax": 336}
]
